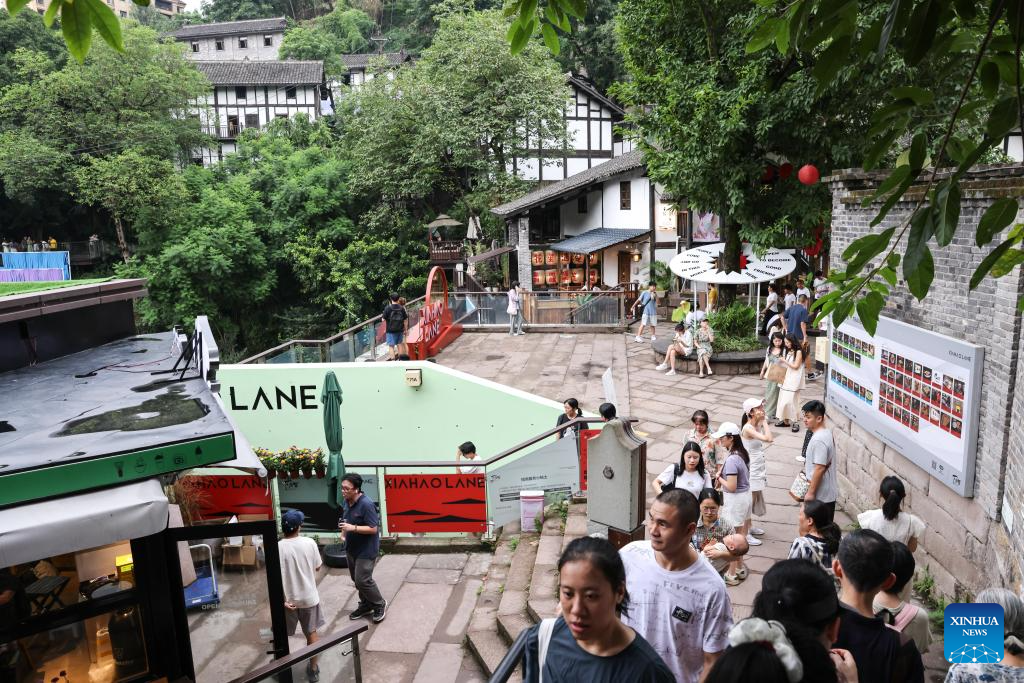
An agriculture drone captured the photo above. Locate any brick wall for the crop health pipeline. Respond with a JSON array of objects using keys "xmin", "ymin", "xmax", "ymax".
[{"xmin": 826, "ymin": 165, "xmax": 1024, "ymax": 600}]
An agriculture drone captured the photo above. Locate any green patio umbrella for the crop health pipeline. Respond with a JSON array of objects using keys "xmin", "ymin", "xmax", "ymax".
[{"xmin": 322, "ymin": 371, "xmax": 344, "ymax": 508}]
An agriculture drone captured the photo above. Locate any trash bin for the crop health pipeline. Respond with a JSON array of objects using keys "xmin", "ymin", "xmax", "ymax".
[{"xmin": 520, "ymin": 491, "xmax": 545, "ymax": 531}]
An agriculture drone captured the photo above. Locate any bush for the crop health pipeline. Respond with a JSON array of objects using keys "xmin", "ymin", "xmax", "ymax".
[
  {"xmin": 714, "ymin": 334, "xmax": 763, "ymax": 353},
  {"xmin": 708, "ymin": 302, "xmax": 758, "ymax": 338}
]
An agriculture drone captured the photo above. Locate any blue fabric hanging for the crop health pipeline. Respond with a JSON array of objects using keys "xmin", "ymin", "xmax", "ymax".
[{"xmin": 1, "ymin": 252, "xmax": 71, "ymax": 280}]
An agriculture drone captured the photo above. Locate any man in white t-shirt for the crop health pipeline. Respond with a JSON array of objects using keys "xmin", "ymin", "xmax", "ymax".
[
  {"xmin": 456, "ymin": 441, "xmax": 482, "ymax": 474},
  {"xmin": 279, "ymin": 510, "xmax": 325, "ymax": 682},
  {"xmin": 796, "ymin": 277, "xmax": 811, "ymax": 302},
  {"xmin": 684, "ymin": 303, "xmax": 707, "ymax": 330},
  {"xmin": 620, "ymin": 489, "xmax": 733, "ymax": 682},
  {"xmin": 782, "ymin": 284, "xmax": 796, "ymax": 310}
]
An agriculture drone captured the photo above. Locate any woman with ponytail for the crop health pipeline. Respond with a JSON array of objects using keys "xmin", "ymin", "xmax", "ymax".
[
  {"xmin": 945, "ymin": 587, "xmax": 1024, "ymax": 682},
  {"xmin": 857, "ymin": 476, "xmax": 925, "ymax": 553},
  {"xmin": 788, "ymin": 500, "xmax": 842, "ymax": 584}
]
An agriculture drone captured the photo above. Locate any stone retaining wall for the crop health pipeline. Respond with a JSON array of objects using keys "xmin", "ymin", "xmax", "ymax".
[{"xmin": 826, "ymin": 165, "xmax": 1024, "ymax": 600}]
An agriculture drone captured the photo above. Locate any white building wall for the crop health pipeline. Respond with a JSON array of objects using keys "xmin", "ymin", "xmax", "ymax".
[
  {"xmin": 560, "ymin": 190, "xmax": 604, "ymax": 236},
  {"xmin": 184, "ymin": 33, "xmax": 283, "ymax": 61},
  {"xmin": 601, "ymin": 175, "xmax": 649, "ymax": 230}
]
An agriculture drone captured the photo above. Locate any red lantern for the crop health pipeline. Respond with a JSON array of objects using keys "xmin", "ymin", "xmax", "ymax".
[
  {"xmin": 798, "ymin": 164, "xmax": 820, "ymax": 185},
  {"xmin": 761, "ymin": 165, "xmax": 776, "ymax": 183},
  {"xmin": 779, "ymin": 163, "xmax": 793, "ymax": 179}
]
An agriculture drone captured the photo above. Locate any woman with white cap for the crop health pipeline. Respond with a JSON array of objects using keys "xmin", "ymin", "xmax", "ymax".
[
  {"xmin": 713, "ymin": 421, "xmax": 751, "ymax": 585},
  {"xmin": 740, "ymin": 398, "xmax": 773, "ymax": 547}
]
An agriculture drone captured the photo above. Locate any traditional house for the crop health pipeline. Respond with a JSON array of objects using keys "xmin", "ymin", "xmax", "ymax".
[
  {"xmin": 191, "ymin": 61, "xmax": 328, "ymax": 166},
  {"xmin": 337, "ymin": 51, "xmax": 412, "ymax": 89},
  {"xmin": 168, "ymin": 17, "xmax": 288, "ymax": 61},
  {"xmin": 510, "ymin": 74, "xmax": 635, "ymax": 184},
  {"xmin": 7, "ymin": 0, "xmax": 184, "ymax": 19},
  {"xmin": 493, "ymin": 148, "xmax": 685, "ymax": 290}
]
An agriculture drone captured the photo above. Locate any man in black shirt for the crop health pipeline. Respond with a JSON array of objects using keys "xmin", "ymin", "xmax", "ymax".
[
  {"xmin": 381, "ymin": 293, "xmax": 408, "ymax": 360},
  {"xmin": 833, "ymin": 530, "xmax": 924, "ymax": 683}
]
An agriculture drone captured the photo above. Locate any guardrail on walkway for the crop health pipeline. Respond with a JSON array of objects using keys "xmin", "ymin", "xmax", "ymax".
[
  {"xmin": 241, "ymin": 289, "xmax": 639, "ymax": 364},
  {"xmin": 227, "ymin": 622, "xmax": 369, "ymax": 683}
]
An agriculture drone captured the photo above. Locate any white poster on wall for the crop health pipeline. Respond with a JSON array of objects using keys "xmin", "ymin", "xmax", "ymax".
[
  {"xmin": 486, "ymin": 438, "xmax": 579, "ymax": 528},
  {"xmin": 828, "ymin": 314, "xmax": 984, "ymax": 496}
]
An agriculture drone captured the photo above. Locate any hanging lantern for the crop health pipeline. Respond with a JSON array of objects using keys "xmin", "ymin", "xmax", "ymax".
[
  {"xmin": 779, "ymin": 163, "xmax": 793, "ymax": 179},
  {"xmin": 798, "ymin": 164, "xmax": 820, "ymax": 185},
  {"xmin": 631, "ymin": 249, "xmax": 642, "ymax": 262}
]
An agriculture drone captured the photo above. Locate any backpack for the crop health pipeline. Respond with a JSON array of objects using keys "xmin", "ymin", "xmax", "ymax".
[
  {"xmin": 882, "ymin": 603, "xmax": 923, "ymax": 634},
  {"xmin": 383, "ymin": 304, "xmax": 405, "ymax": 333},
  {"xmin": 660, "ymin": 464, "xmax": 682, "ymax": 492}
]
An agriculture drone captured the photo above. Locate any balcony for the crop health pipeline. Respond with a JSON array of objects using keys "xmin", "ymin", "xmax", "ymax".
[{"xmin": 428, "ymin": 239, "xmax": 464, "ymax": 265}]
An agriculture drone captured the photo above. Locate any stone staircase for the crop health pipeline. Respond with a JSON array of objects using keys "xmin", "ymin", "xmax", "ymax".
[{"xmin": 465, "ymin": 502, "xmax": 588, "ymax": 679}]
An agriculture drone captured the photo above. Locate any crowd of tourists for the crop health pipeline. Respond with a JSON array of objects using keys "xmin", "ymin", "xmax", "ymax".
[{"xmin": 517, "ymin": 397, "xmax": 1021, "ymax": 683}]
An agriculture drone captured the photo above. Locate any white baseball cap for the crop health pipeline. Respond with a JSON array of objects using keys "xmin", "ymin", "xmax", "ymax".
[
  {"xmin": 710, "ymin": 421, "xmax": 741, "ymax": 438},
  {"xmin": 742, "ymin": 398, "xmax": 765, "ymax": 414}
]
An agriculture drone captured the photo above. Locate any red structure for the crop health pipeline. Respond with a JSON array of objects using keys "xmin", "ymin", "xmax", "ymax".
[{"xmin": 407, "ymin": 266, "xmax": 463, "ymax": 360}]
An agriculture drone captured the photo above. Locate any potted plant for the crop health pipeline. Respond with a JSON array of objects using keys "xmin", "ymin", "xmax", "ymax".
[
  {"xmin": 256, "ymin": 447, "xmax": 278, "ymax": 479},
  {"xmin": 650, "ymin": 261, "xmax": 674, "ymax": 299},
  {"xmin": 281, "ymin": 446, "xmax": 302, "ymax": 480},
  {"xmin": 313, "ymin": 449, "xmax": 326, "ymax": 478}
]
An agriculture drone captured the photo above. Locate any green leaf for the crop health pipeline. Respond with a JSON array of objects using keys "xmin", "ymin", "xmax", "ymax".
[
  {"xmin": 870, "ymin": 172, "xmax": 916, "ymax": 226},
  {"xmin": 563, "ymin": 0, "xmax": 585, "ymax": 19},
  {"xmin": 832, "ymin": 298, "xmax": 855, "ymax": 328},
  {"xmin": 971, "ymin": 239, "xmax": 1015, "ymax": 288},
  {"xmin": 506, "ymin": 19, "xmax": 520, "ymax": 42},
  {"xmin": 877, "ymin": 0, "xmax": 904, "ymax": 59},
  {"xmin": 6, "ymin": 0, "xmax": 29, "ymax": 14},
  {"xmin": 43, "ymin": 0, "xmax": 61, "ymax": 27},
  {"xmin": 935, "ymin": 179, "xmax": 960, "ymax": 247},
  {"xmin": 906, "ymin": 246, "xmax": 934, "ymax": 300},
  {"xmin": 889, "ymin": 86, "xmax": 934, "ymax": 106},
  {"xmin": 991, "ymin": 248, "xmax": 1024, "ymax": 277},
  {"xmin": 509, "ymin": 22, "xmax": 530, "ymax": 54},
  {"xmin": 775, "ymin": 16, "xmax": 791, "ymax": 54},
  {"xmin": 746, "ymin": 18, "xmax": 780, "ymax": 54},
  {"xmin": 906, "ymin": 0, "xmax": 941, "ymax": 64},
  {"xmin": 880, "ymin": 266, "xmax": 898, "ymax": 286},
  {"xmin": 903, "ymin": 207, "xmax": 935, "ymax": 277},
  {"xmin": 83, "ymin": 0, "xmax": 124, "ymax": 53},
  {"xmin": 62, "ymin": 0, "xmax": 94, "ymax": 64},
  {"xmin": 812, "ymin": 35, "xmax": 853, "ymax": 91},
  {"xmin": 856, "ymin": 291, "xmax": 886, "ymax": 335},
  {"xmin": 863, "ymin": 164, "xmax": 910, "ymax": 206},
  {"xmin": 908, "ymin": 132, "xmax": 927, "ymax": 171},
  {"xmin": 847, "ymin": 227, "xmax": 896, "ymax": 276},
  {"xmin": 864, "ymin": 129, "xmax": 903, "ymax": 170},
  {"xmin": 503, "ymin": 3, "xmax": 519, "ymax": 18},
  {"xmin": 519, "ymin": 0, "xmax": 537, "ymax": 23},
  {"xmin": 977, "ymin": 198, "xmax": 1018, "ymax": 246},
  {"xmin": 986, "ymin": 97, "xmax": 1018, "ymax": 138},
  {"xmin": 887, "ymin": 252, "xmax": 901, "ymax": 269},
  {"xmin": 842, "ymin": 232, "xmax": 880, "ymax": 261},
  {"xmin": 980, "ymin": 60, "xmax": 1001, "ymax": 99},
  {"xmin": 541, "ymin": 23, "xmax": 560, "ymax": 55}
]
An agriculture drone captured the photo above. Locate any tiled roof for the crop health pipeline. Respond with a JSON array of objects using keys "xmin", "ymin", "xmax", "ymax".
[
  {"xmin": 566, "ymin": 73, "xmax": 624, "ymax": 116},
  {"xmin": 194, "ymin": 60, "xmax": 324, "ymax": 85},
  {"xmin": 168, "ymin": 17, "xmax": 288, "ymax": 40},
  {"xmin": 491, "ymin": 149, "xmax": 646, "ymax": 217},
  {"xmin": 549, "ymin": 228, "xmax": 650, "ymax": 253},
  {"xmin": 340, "ymin": 51, "xmax": 411, "ymax": 69}
]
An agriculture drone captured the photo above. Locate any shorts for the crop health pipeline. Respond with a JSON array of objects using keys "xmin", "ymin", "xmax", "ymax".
[
  {"xmin": 385, "ymin": 331, "xmax": 404, "ymax": 347},
  {"xmin": 286, "ymin": 603, "xmax": 326, "ymax": 638},
  {"xmin": 641, "ymin": 312, "xmax": 658, "ymax": 326},
  {"xmin": 721, "ymin": 490, "xmax": 753, "ymax": 528}
]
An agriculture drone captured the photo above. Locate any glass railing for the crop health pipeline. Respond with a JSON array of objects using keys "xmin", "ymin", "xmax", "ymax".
[{"xmin": 226, "ymin": 624, "xmax": 367, "ymax": 683}]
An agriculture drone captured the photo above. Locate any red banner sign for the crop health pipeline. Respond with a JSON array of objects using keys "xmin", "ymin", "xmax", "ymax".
[
  {"xmin": 578, "ymin": 429, "xmax": 602, "ymax": 492},
  {"xmin": 384, "ymin": 474, "xmax": 487, "ymax": 533},
  {"xmin": 184, "ymin": 475, "xmax": 273, "ymax": 521}
]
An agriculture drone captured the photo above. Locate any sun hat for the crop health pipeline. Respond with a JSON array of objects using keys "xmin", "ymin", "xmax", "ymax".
[{"xmin": 711, "ymin": 422, "xmax": 741, "ymax": 438}]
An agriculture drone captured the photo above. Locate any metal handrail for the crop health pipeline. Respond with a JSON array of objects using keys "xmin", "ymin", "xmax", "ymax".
[
  {"xmin": 489, "ymin": 629, "xmax": 529, "ymax": 683},
  {"xmin": 226, "ymin": 623, "xmax": 369, "ymax": 683},
  {"xmin": 344, "ymin": 416, "xmax": 638, "ymax": 469}
]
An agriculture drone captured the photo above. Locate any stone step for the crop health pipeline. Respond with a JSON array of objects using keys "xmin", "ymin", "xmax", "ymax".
[
  {"xmin": 497, "ymin": 529, "xmax": 540, "ymax": 644},
  {"xmin": 465, "ymin": 523, "xmax": 522, "ymax": 680},
  {"xmin": 527, "ymin": 517, "xmax": 563, "ymax": 622}
]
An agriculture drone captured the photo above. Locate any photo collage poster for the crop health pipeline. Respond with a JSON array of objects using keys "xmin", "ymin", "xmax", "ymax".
[{"xmin": 828, "ymin": 316, "xmax": 983, "ymax": 496}]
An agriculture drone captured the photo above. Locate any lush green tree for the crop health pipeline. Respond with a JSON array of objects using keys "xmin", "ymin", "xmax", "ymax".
[
  {"xmin": 279, "ymin": 6, "xmax": 375, "ymax": 77},
  {"xmin": 0, "ymin": 8, "xmax": 65, "ymax": 90},
  {"xmin": 554, "ymin": 0, "xmax": 624, "ymax": 92},
  {"xmin": 0, "ymin": 24, "xmax": 208, "ymax": 236}
]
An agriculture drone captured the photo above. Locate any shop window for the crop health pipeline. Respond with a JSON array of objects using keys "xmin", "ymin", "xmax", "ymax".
[
  {"xmin": 577, "ymin": 194, "xmax": 587, "ymax": 214},
  {"xmin": 619, "ymin": 181, "xmax": 631, "ymax": 210},
  {"xmin": 2, "ymin": 604, "xmax": 150, "ymax": 683}
]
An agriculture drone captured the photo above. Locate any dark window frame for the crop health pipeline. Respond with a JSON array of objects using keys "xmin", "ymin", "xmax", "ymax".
[
  {"xmin": 285, "ymin": 86, "xmax": 297, "ymax": 100},
  {"xmin": 238, "ymin": 37, "xmax": 248, "ymax": 49},
  {"xmin": 263, "ymin": 34, "xmax": 273, "ymax": 46},
  {"xmin": 215, "ymin": 39, "xmax": 224, "ymax": 51},
  {"xmin": 619, "ymin": 181, "xmax": 632, "ymax": 211},
  {"xmin": 577, "ymin": 194, "xmax": 588, "ymax": 214},
  {"xmin": 235, "ymin": 86, "xmax": 247, "ymax": 100}
]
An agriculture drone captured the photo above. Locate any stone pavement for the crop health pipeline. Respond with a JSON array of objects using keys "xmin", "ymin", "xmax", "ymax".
[{"xmin": 437, "ymin": 331, "xmax": 949, "ymax": 681}]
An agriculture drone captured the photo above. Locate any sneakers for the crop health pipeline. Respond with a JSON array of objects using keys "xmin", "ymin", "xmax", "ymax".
[
  {"xmin": 634, "ymin": 336, "xmax": 644, "ymax": 343},
  {"xmin": 807, "ymin": 372, "xmax": 820, "ymax": 381},
  {"xmin": 791, "ymin": 424, "xmax": 800, "ymax": 433},
  {"xmin": 349, "ymin": 604, "xmax": 373, "ymax": 620},
  {"xmin": 372, "ymin": 598, "xmax": 388, "ymax": 623},
  {"xmin": 750, "ymin": 527, "xmax": 766, "ymax": 536},
  {"xmin": 723, "ymin": 573, "xmax": 742, "ymax": 586},
  {"xmin": 736, "ymin": 567, "xmax": 749, "ymax": 580},
  {"xmin": 665, "ymin": 369, "xmax": 677, "ymax": 376},
  {"xmin": 306, "ymin": 662, "xmax": 320, "ymax": 683},
  {"xmin": 746, "ymin": 535, "xmax": 763, "ymax": 546},
  {"xmin": 795, "ymin": 455, "xmax": 806, "ymax": 462},
  {"xmin": 650, "ymin": 336, "xmax": 657, "ymax": 342},
  {"xmin": 656, "ymin": 363, "xmax": 668, "ymax": 370}
]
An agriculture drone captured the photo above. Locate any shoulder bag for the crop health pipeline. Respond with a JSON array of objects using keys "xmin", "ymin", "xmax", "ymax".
[
  {"xmin": 789, "ymin": 433, "xmax": 834, "ymax": 501},
  {"xmin": 537, "ymin": 617, "xmax": 557, "ymax": 683},
  {"xmin": 765, "ymin": 354, "xmax": 787, "ymax": 384}
]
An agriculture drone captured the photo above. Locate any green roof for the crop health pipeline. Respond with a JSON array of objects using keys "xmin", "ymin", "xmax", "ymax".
[{"xmin": 0, "ymin": 277, "xmax": 113, "ymax": 298}]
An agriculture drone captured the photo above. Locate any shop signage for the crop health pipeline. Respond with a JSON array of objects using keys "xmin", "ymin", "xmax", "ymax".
[
  {"xmin": 579, "ymin": 429, "xmax": 602, "ymax": 492},
  {"xmin": 187, "ymin": 474, "xmax": 273, "ymax": 521},
  {"xmin": 828, "ymin": 315, "xmax": 984, "ymax": 497},
  {"xmin": 487, "ymin": 438, "xmax": 578, "ymax": 528},
  {"xmin": 227, "ymin": 384, "xmax": 319, "ymax": 411},
  {"xmin": 383, "ymin": 474, "xmax": 486, "ymax": 533}
]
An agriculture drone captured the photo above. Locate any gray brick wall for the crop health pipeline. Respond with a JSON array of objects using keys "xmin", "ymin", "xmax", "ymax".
[{"xmin": 826, "ymin": 166, "xmax": 1024, "ymax": 599}]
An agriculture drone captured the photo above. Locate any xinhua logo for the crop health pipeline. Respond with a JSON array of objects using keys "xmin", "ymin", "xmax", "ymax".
[{"xmin": 945, "ymin": 603, "xmax": 1005, "ymax": 664}]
